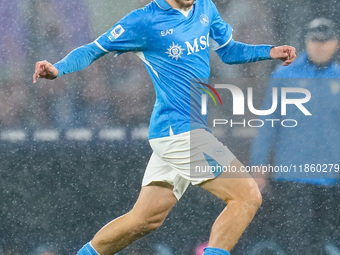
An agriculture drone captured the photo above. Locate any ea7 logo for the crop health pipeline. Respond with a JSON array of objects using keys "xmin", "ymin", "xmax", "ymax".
[{"xmin": 161, "ymin": 29, "xmax": 174, "ymax": 37}]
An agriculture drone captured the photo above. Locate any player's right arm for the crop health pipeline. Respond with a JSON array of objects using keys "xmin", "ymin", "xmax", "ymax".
[
  {"xmin": 33, "ymin": 7, "xmax": 149, "ymax": 83},
  {"xmin": 33, "ymin": 42, "xmax": 107, "ymax": 83}
]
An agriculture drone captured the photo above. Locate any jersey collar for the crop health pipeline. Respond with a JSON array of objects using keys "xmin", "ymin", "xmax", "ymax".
[{"xmin": 154, "ymin": 0, "xmax": 172, "ymax": 10}]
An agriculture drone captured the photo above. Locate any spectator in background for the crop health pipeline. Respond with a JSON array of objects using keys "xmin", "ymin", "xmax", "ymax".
[
  {"xmin": 269, "ymin": 0, "xmax": 340, "ymax": 53},
  {"xmin": 248, "ymin": 18, "xmax": 340, "ymax": 255}
]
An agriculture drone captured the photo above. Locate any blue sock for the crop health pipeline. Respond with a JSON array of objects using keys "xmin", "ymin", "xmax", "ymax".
[
  {"xmin": 77, "ymin": 242, "xmax": 100, "ymax": 255},
  {"xmin": 203, "ymin": 247, "xmax": 230, "ymax": 255}
]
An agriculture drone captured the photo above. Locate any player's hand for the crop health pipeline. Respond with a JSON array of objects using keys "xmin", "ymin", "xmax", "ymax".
[
  {"xmin": 270, "ymin": 45, "xmax": 297, "ymax": 66},
  {"xmin": 33, "ymin": 60, "xmax": 59, "ymax": 83}
]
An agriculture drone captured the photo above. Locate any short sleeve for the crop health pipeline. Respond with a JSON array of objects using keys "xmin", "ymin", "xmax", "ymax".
[
  {"xmin": 95, "ymin": 8, "xmax": 149, "ymax": 53},
  {"xmin": 209, "ymin": 0, "xmax": 233, "ymax": 50}
]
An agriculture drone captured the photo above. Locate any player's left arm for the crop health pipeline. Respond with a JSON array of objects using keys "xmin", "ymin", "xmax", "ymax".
[
  {"xmin": 208, "ymin": 0, "xmax": 296, "ymax": 66},
  {"xmin": 216, "ymin": 40, "xmax": 297, "ymax": 66}
]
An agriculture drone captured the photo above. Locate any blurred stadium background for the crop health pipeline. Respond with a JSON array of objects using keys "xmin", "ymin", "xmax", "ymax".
[{"xmin": 0, "ymin": 0, "xmax": 340, "ymax": 254}]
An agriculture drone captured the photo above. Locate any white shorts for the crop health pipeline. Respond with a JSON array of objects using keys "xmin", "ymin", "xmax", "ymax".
[{"xmin": 142, "ymin": 129, "xmax": 236, "ymax": 200}]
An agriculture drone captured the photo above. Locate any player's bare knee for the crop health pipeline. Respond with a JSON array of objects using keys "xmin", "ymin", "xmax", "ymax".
[
  {"xmin": 225, "ymin": 179, "xmax": 262, "ymax": 212},
  {"xmin": 241, "ymin": 181, "xmax": 262, "ymax": 216}
]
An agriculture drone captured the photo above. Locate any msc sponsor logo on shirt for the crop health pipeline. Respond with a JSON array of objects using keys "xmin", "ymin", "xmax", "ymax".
[
  {"xmin": 185, "ymin": 33, "xmax": 210, "ymax": 55},
  {"xmin": 166, "ymin": 33, "xmax": 210, "ymax": 60},
  {"xmin": 108, "ymin": 25, "xmax": 125, "ymax": 41}
]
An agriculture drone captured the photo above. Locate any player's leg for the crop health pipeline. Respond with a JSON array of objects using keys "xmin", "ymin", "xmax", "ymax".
[
  {"xmin": 199, "ymin": 158, "xmax": 262, "ymax": 254},
  {"xmin": 78, "ymin": 182, "xmax": 177, "ymax": 255},
  {"xmin": 145, "ymin": 129, "xmax": 261, "ymax": 254}
]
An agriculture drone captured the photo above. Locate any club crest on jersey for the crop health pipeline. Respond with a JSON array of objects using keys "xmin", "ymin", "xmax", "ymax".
[
  {"xmin": 166, "ymin": 42, "xmax": 185, "ymax": 61},
  {"xmin": 200, "ymin": 14, "xmax": 209, "ymax": 26},
  {"xmin": 108, "ymin": 25, "xmax": 125, "ymax": 41}
]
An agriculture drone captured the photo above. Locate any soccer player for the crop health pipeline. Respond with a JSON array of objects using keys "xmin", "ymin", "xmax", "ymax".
[{"xmin": 33, "ymin": 0, "xmax": 296, "ymax": 254}]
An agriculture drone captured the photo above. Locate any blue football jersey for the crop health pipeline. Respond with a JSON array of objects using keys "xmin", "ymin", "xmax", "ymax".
[{"xmin": 95, "ymin": 0, "xmax": 233, "ymax": 139}]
